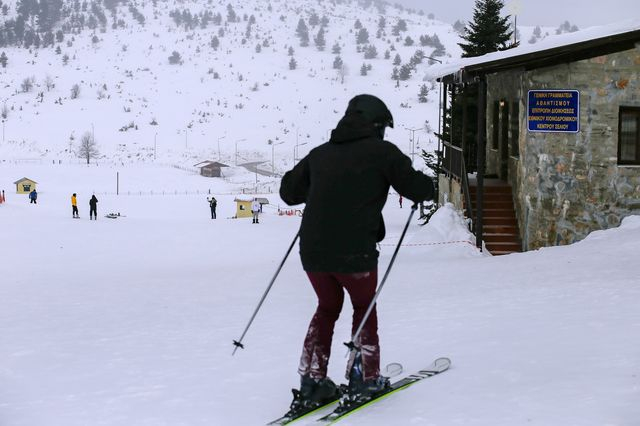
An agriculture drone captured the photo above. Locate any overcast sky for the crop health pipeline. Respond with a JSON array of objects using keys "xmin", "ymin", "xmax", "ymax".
[{"xmin": 392, "ymin": 0, "xmax": 637, "ymax": 28}]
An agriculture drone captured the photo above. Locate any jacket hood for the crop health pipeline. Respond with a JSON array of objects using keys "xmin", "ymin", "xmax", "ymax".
[{"xmin": 329, "ymin": 113, "xmax": 381, "ymax": 144}]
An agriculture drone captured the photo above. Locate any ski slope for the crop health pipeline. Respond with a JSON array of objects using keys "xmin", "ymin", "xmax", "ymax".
[{"xmin": 1, "ymin": 162, "xmax": 639, "ymax": 425}]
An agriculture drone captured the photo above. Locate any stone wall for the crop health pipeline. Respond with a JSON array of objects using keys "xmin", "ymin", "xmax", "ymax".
[
  {"xmin": 438, "ymin": 174, "xmax": 463, "ymax": 209},
  {"xmin": 486, "ymin": 46, "xmax": 640, "ymax": 250}
]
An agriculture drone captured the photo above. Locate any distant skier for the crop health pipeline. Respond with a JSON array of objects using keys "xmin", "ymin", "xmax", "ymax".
[
  {"xmin": 251, "ymin": 198, "xmax": 261, "ymax": 224},
  {"xmin": 208, "ymin": 196, "xmax": 217, "ymax": 219},
  {"xmin": 399, "ymin": 194, "xmax": 403, "ymax": 208},
  {"xmin": 71, "ymin": 193, "xmax": 79, "ymax": 218},
  {"xmin": 280, "ymin": 94, "xmax": 434, "ymax": 409},
  {"xmin": 29, "ymin": 189, "xmax": 37, "ymax": 204},
  {"xmin": 89, "ymin": 195, "xmax": 98, "ymax": 220}
]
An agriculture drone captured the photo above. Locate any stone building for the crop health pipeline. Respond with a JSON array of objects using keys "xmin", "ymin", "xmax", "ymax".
[{"xmin": 432, "ymin": 22, "xmax": 640, "ymax": 253}]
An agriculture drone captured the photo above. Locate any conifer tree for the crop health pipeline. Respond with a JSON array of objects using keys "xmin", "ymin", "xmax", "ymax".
[
  {"xmin": 332, "ymin": 55, "xmax": 343, "ymax": 70},
  {"xmin": 399, "ymin": 64, "xmax": 412, "ymax": 80},
  {"xmin": 309, "ymin": 12, "xmax": 319, "ymax": 27},
  {"xmin": 210, "ymin": 35, "xmax": 220, "ymax": 50},
  {"xmin": 391, "ymin": 67, "xmax": 399, "ymax": 81},
  {"xmin": 418, "ymin": 84, "xmax": 429, "ymax": 103},
  {"xmin": 296, "ymin": 18, "xmax": 309, "ymax": 47},
  {"xmin": 457, "ymin": 0, "xmax": 514, "ymax": 57},
  {"xmin": 289, "ymin": 57, "xmax": 297, "ymax": 70},
  {"xmin": 314, "ymin": 27, "xmax": 326, "ymax": 51},
  {"xmin": 331, "ymin": 42, "xmax": 341, "ymax": 54},
  {"xmin": 356, "ymin": 28, "xmax": 369, "ymax": 44},
  {"xmin": 364, "ymin": 44, "xmax": 377, "ymax": 59},
  {"xmin": 360, "ymin": 63, "xmax": 368, "ymax": 76},
  {"xmin": 0, "ymin": 51, "xmax": 7, "ymax": 68}
]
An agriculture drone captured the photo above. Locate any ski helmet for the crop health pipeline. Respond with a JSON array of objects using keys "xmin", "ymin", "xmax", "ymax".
[{"xmin": 345, "ymin": 94, "xmax": 394, "ymax": 129}]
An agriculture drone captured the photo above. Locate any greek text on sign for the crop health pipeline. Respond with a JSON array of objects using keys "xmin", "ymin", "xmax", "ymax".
[{"xmin": 527, "ymin": 90, "xmax": 579, "ymax": 133}]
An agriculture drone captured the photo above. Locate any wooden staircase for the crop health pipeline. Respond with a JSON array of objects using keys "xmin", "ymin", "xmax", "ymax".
[{"xmin": 467, "ymin": 180, "xmax": 522, "ymax": 256}]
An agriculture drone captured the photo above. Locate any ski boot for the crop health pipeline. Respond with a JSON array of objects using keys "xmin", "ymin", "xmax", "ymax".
[
  {"xmin": 345, "ymin": 352, "xmax": 390, "ymax": 403},
  {"xmin": 286, "ymin": 376, "xmax": 340, "ymax": 416}
]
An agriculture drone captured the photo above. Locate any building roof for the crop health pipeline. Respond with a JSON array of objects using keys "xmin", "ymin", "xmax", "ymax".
[
  {"xmin": 234, "ymin": 197, "xmax": 270, "ymax": 204},
  {"xmin": 194, "ymin": 161, "xmax": 229, "ymax": 168},
  {"xmin": 426, "ymin": 19, "xmax": 640, "ymax": 84},
  {"xmin": 13, "ymin": 177, "xmax": 37, "ymax": 184}
]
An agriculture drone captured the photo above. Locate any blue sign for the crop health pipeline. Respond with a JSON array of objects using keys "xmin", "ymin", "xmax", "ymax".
[{"xmin": 527, "ymin": 90, "xmax": 579, "ymax": 133}]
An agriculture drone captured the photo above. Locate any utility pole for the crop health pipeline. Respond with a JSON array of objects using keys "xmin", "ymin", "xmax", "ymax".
[
  {"xmin": 405, "ymin": 126, "xmax": 422, "ymax": 165},
  {"xmin": 1, "ymin": 119, "xmax": 5, "ymax": 145},
  {"xmin": 294, "ymin": 141, "xmax": 308, "ymax": 164},
  {"xmin": 270, "ymin": 140, "xmax": 284, "ymax": 174},
  {"xmin": 217, "ymin": 135, "xmax": 226, "ymax": 161},
  {"xmin": 235, "ymin": 138, "xmax": 246, "ymax": 166}
]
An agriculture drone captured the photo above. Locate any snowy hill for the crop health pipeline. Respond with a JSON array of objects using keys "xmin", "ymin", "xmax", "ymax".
[{"xmin": 0, "ymin": 0, "xmax": 468, "ymax": 170}]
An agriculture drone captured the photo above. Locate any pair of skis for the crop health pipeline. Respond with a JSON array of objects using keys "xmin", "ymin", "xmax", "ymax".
[{"xmin": 268, "ymin": 357, "xmax": 451, "ymax": 425}]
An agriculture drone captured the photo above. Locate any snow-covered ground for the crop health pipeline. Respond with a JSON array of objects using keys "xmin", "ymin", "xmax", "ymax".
[{"xmin": 1, "ymin": 163, "xmax": 639, "ymax": 425}]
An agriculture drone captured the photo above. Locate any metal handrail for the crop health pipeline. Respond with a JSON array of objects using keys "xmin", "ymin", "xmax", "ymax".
[
  {"xmin": 460, "ymin": 156, "xmax": 474, "ymax": 232},
  {"xmin": 441, "ymin": 140, "xmax": 474, "ymax": 233}
]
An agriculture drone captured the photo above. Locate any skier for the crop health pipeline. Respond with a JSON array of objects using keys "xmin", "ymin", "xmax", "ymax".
[
  {"xmin": 89, "ymin": 195, "xmax": 98, "ymax": 220},
  {"xmin": 279, "ymin": 94, "xmax": 434, "ymax": 407},
  {"xmin": 71, "ymin": 193, "xmax": 79, "ymax": 218},
  {"xmin": 399, "ymin": 194, "xmax": 403, "ymax": 208},
  {"xmin": 208, "ymin": 197, "xmax": 217, "ymax": 219},
  {"xmin": 251, "ymin": 198, "xmax": 261, "ymax": 224},
  {"xmin": 29, "ymin": 189, "xmax": 37, "ymax": 204}
]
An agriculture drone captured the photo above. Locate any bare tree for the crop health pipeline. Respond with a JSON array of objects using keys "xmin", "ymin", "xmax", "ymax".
[
  {"xmin": 21, "ymin": 77, "xmax": 34, "ymax": 92},
  {"xmin": 77, "ymin": 131, "xmax": 99, "ymax": 164},
  {"xmin": 44, "ymin": 75, "xmax": 55, "ymax": 91},
  {"xmin": 337, "ymin": 63, "xmax": 348, "ymax": 84},
  {"xmin": 70, "ymin": 83, "xmax": 81, "ymax": 99}
]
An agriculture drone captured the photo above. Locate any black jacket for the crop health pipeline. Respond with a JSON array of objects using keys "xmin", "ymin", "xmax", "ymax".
[{"xmin": 280, "ymin": 114, "xmax": 434, "ymax": 273}]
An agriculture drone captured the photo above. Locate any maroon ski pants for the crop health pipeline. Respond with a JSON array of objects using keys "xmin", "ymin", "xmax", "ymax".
[{"xmin": 298, "ymin": 269, "xmax": 380, "ymax": 381}]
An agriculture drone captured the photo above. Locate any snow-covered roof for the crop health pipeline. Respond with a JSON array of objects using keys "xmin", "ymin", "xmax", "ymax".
[
  {"xmin": 13, "ymin": 177, "xmax": 37, "ymax": 184},
  {"xmin": 426, "ymin": 19, "xmax": 640, "ymax": 82},
  {"xmin": 194, "ymin": 161, "xmax": 229, "ymax": 168}
]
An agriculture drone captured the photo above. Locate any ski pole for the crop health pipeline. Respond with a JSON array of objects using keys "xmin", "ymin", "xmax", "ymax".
[
  {"xmin": 232, "ymin": 231, "xmax": 300, "ymax": 355},
  {"xmin": 345, "ymin": 203, "xmax": 418, "ymax": 353}
]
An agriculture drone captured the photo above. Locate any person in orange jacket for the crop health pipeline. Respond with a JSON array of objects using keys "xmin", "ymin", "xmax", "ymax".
[{"xmin": 71, "ymin": 193, "xmax": 79, "ymax": 218}]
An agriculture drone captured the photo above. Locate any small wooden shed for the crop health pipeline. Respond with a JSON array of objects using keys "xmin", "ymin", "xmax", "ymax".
[
  {"xmin": 195, "ymin": 161, "xmax": 229, "ymax": 178},
  {"xmin": 14, "ymin": 177, "xmax": 37, "ymax": 194},
  {"xmin": 234, "ymin": 197, "xmax": 253, "ymax": 218}
]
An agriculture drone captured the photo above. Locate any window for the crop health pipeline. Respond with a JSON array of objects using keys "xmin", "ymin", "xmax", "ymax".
[
  {"xmin": 619, "ymin": 107, "xmax": 640, "ymax": 165},
  {"xmin": 510, "ymin": 102, "xmax": 520, "ymax": 158},
  {"xmin": 23, "ymin": 184, "xmax": 31, "ymax": 191},
  {"xmin": 500, "ymin": 100, "xmax": 509, "ymax": 152},
  {"xmin": 492, "ymin": 101, "xmax": 499, "ymax": 149}
]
